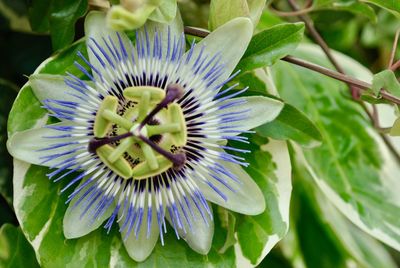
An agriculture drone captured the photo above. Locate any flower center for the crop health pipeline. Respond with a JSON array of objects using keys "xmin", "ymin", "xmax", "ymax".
[{"xmin": 89, "ymin": 84, "xmax": 187, "ymax": 180}]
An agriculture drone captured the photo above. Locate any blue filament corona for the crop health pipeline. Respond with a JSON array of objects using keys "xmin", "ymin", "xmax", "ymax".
[{"xmin": 39, "ymin": 27, "xmax": 251, "ymax": 243}]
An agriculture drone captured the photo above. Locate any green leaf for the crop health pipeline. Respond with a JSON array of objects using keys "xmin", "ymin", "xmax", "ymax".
[
  {"xmin": 0, "ymin": 224, "xmax": 39, "ymax": 268},
  {"xmin": 27, "ymin": 0, "xmax": 88, "ymax": 50},
  {"xmin": 236, "ymin": 23, "xmax": 305, "ymax": 72},
  {"xmin": 234, "ymin": 139, "xmax": 292, "ymax": 265},
  {"xmin": 362, "ymin": 0, "xmax": 400, "ymax": 17},
  {"xmin": 256, "ymin": 103, "xmax": 323, "ymax": 148},
  {"xmin": 40, "ymin": 40, "xmax": 88, "ymax": 77},
  {"xmin": 256, "ymin": 8, "xmax": 285, "ymax": 31},
  {"xmin": 7, "ymin": 84, "xmax": 47, "ymax": 137},
  {"xmin": 372, "ymin": 70, "xmax": 400, "ymax": 97},
  {"xmin": 28, "ymin": 0, "xmax": 51, "ymax": 32},
  {"xmin": 290, "ymin": 158, "xmax": 397, "ymax": 268},
  {"xmin": 209, "ymin": 0, "xmax": 249, "ymax": 30},
  {"xmin": 7, "ymin": 35, "xmax": 237, "ymax": 268},
  {"xmin": 272, "ymin": 43, "xmax": 400, "ymax": 252}
]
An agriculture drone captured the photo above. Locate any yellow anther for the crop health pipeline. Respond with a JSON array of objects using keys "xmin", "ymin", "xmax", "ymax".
[
  {"xmin": 94, "ymin": 96, "xmax": 119, "ymax": 137},
  {"xmin": 132, "ymin": 155, "xmax": 173, "ymax": 180},
  {"xmin": 169, "ymin": 103, "xmax": 187, "ymax": 147},
  {"xmin": 97, "ymin": 145, "xmax": 133, "ymax": 179}
]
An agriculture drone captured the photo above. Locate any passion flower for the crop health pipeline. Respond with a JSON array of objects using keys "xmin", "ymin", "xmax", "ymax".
[{"xmin": 7, "ymin": 11, "xmax": 283, "ymax": 261}]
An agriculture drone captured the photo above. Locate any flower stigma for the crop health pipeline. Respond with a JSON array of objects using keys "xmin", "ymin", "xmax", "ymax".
[{"xmin": 89, "ymin": 83, "xmax": 187, "ymax": 180}]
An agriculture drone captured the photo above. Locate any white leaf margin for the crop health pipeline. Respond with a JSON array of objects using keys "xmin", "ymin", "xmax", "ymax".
[
  {"xmin": 314, "ymin": 178, "xmax": 398, "ymax": 268},
  {"xmin": 297, "ymin": 142, "xmax": 400, "ymax": 251},
  {"xmin": 235, "ymin": 139, "xmax": 292, "ymax": 267}
]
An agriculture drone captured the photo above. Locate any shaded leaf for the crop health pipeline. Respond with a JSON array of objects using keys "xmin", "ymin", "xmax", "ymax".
[
  {"xmin": 0, "ymin": 80, "xmax": 17, "ymax": 204},
  {"xmin": 362, "ymin": 0, "xmax": 400, "ymax": 17},
  {"xmin": 28, "ymin": 0, "xmax": 51, "ymax": 32},
  {"xmin": 0, "ymin": 195, "xmax": 17, "ymax": 226},
  {"xmin": 295, "ymin": 183, "xmax": 349, "ymax": 268},
  {"xmin": 257, "ymin": 248, "xmax": 294, "ymax": 268},
  {"xmin": 314, "ymin": 0, "xmax": 377, "ymax": 22},
  {"xmin": 235, "ymin": 69, "xmax": 268, "ymax": 94},
  {"xmin": 0, "ymin": 224, "xmax": 39, "ymax": 268}
]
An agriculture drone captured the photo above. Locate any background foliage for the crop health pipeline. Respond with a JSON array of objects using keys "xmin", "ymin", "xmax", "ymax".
[{"xmin": 1, "ymin": 0, "xmax": 400, "ymax": 267}]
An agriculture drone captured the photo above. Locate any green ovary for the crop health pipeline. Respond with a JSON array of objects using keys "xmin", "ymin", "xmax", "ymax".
[{"xmin": 93, "ymin": 86, "xmax": 187, "ymax": 180}]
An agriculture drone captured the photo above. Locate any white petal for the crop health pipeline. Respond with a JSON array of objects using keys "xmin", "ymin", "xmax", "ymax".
[
  {"xmin": 6, "ymin": 122, "xmax": 82, "ymax": 167},
  {"xmin": 217, "ymin": 96, "xmax": 283, "ymax": 131},
  {"xmin": 29, "ymin": 74, "xmax": 87, "ymax": 106},
  {"xmin": 63, "ymin": 179, "xmax": 114, "ymax": 239},
  {"xmin": 120, "ymin": 203, "xmax": 159, "ymax": 262},
  {"xmin": 197, "ymin": 159, "xmax": 265, "ymax": 215},
  {"xmin": 184, "ymin": 17, "xmax": 253, "ymax": 94},
  {"xmin": 167, "ymin": 200, "xmax": 213, "ymax": 254},
  {"xmin": 84, "ymin": 11, "xmax": 132, "ymax": 80}
]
